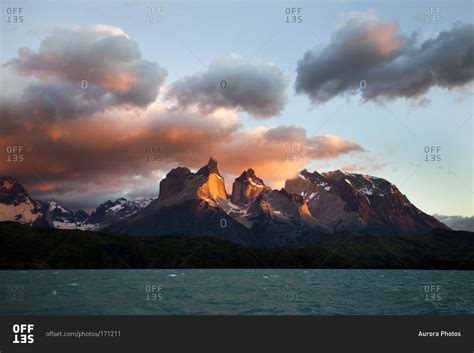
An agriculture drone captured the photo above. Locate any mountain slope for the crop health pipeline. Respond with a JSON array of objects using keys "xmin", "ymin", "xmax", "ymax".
[
  {"xmin": 230, "ymin": 168, "xmax": 269, "ymax": 207},
  {"xmin": 0, "ymin": 177, "xmax": 44, "ymax": 225},
  {"xmin": 39, "ymin": 200, "xmax": 93, "ymax": 230},
  {"xmin": 88, "ymin": 197, "xmax": 153, "ymax": 229},
  {"xmin": 243, "ymin": 189, "xmax": 333, "ymax": 247},
  {"xmin": 285, "ymin": 169, "xmax": 448, "ymax": 236}
]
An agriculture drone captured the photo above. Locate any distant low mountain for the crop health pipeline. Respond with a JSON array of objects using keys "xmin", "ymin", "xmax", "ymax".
[
  {"xmin": 434, "ymin": 214, "xmax": 474, "ymax": 232},
  {"xmin": 87, "ymin": 197, "xmax": 153, "ymax": 229},
  {"xmin": 1, "ymin": 158, "xmax": 451, "ymax": 247},
  {"xmin": 39, "ymin": 200, "xmax": 94, "ymax": 230}
]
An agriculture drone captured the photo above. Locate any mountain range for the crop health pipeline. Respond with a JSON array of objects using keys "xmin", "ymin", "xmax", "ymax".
[
  {"xmin": 0, "ymin": 176, "xmax": 152, "ymax": 231},
  {"xmin": 0, "ymin": 158, "xmax": 449, "ymax": 248},
  {"xmin": 433, "ymin": 214, "xmax": 474, "ymax": 232}
]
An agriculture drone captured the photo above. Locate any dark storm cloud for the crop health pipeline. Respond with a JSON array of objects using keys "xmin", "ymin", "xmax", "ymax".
[
  {"xmin": 295, "ymin": 11, "xmax": 474, "ymax": 104},
  {"xmin": 166, "ymin": 54, "xmax": 289, "ymax": 118},
  {"xmin": 5, "ymin": 26, "xmax": 167, "ymax": 119}
]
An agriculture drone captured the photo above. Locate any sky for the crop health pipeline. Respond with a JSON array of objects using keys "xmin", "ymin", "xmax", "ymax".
[{"xmin": 0, "ymin": 0, "xmax": 472, "ymax": 216}]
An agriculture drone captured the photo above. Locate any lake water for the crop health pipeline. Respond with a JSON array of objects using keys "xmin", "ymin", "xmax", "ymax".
[{"xmin": 0, "ymin": 269, "xmax": 473, "ymax": 315}]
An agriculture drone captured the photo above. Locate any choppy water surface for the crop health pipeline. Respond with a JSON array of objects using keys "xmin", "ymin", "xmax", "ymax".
[{"xmin": 0, "ymin": 269, "xmax": 473, "ymax": 315}]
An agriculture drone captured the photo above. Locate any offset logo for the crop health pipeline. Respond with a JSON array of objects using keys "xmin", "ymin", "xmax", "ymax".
[{"xmin": 12, "ymin": 324, "xmax": 34, "ymax": 344}]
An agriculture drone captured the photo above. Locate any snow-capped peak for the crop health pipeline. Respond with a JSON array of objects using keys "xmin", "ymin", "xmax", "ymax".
[{"xmin": 46, "ymin": 200, "xmax": 68, "ymax": 213}]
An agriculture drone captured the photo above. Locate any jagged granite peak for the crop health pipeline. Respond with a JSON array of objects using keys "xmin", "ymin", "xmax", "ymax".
[
  {"xmin": 299, "ymin": 169, "xmax": 326, "ymax": 183},
  {"xmin": 105, "ymin": 159, "xmax": 246, "ymax": 244},
  {"xmin": 196, "ymin": 158, "xmax": 227, "ymax": 203},
  {"xmin": 158, "ymin": 167, "xmax": 194, "ymax": 202},
  {"xmin": 196, "ymin": 157, "xmax": 227, "ymax": 206},
  {"xmin": 167, "ymin": 167, "xmax": 192, "ymax": 178},
  {"xmin": 197, "ymin": 172, "xmax": 228, "ymax": 204},
  {"xmin": 234, "ymin": 169, "xmax": 262, "ymax": 183},
  {"xmin": 196, "ymin": 157, "xmax": 221, "ymax": 176},
  {"xmin": 230, "ymin": 168, "xmax": 268, "ymax": 207},
  {"xmin": 155, "ymin": 158, "xmax": 228, "ymax": 208}
]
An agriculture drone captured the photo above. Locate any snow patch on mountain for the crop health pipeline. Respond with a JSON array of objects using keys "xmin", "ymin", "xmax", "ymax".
[{"xmin": 0, "ymin": 199, "xmax": 40, "ymax": 224}]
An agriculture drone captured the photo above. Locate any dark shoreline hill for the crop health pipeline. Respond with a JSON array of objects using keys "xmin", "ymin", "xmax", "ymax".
[{"xmin": 0, "ymin": 222, "xmax": 472, "ymax": 270}]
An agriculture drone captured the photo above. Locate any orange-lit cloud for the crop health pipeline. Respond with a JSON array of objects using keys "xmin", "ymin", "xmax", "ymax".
[
  {"xmin": 354, "ymin": 22, "xmax": 403, "ymax": 56},
  {"xmin": 45, "ymin": 125, "xmax": 70, "ymax": 141},
  {"xmin": 30, "ymin": 182, "xmax": 57, "ymax": 192},
  {"xmin": 0, "ymin": 102, "xmax": 364, "ymax": 208}
]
